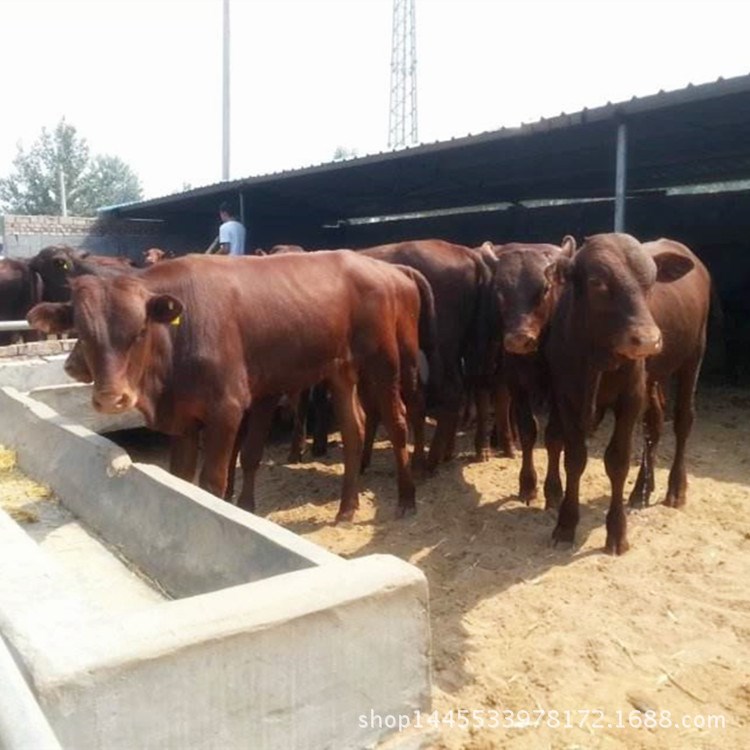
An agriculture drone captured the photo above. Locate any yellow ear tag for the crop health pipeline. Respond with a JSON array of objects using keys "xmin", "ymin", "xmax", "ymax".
[
  {"xmin": 63, "ymin": 261, "xmax": 71, "ymax": 271},
  {"xmin": 171, "ymin": 314, "xmax": 182, "ymax": 327}
]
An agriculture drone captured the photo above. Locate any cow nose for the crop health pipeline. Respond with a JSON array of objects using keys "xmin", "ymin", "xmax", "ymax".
[
  {"xmin": 92, "ymin": 390, "xmax": 133, "ymax": 413},
  {"xmin": 504, "ymin": 331, "xmax": 538, "ymax": 354},
  {"xmin": 619, "ymin": 326, "xmax": 663, "ymax": 359}
]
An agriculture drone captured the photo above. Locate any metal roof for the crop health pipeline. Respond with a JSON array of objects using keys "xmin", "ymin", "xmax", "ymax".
[{"xmin": 104, "ymin": 72, "xmax": 750, "ymax": 223}]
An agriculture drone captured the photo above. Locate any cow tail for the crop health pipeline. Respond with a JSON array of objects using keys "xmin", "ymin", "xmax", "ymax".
[
  {"xmin": 401, "ymin": 266, "xmax": 442, "ymax": 402},
  {"xmin": 472, "ymin": 255, "xmax": 499, "ymax": 387}
]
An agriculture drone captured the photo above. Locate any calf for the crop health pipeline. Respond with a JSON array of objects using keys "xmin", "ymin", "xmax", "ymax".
[
  {"xmin": 545, "ymin": 233, "xmax": 694, "ymax": 554},
  {"xmin": 28, "ymin": 252, "xmax": 432, "ymax": 522},
  {"xmin": 480, "ymin": 238, "xmax": 574, "ymax": 502}
]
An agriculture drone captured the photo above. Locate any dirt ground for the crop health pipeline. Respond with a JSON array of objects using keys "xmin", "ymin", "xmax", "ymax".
[
  {"xmin": 252, "ymin": 385, "xmax": 750, "ymax": 749},
  {"xmin": 4, "ymin": 385, "xmax": 748, "ymax": 749}
]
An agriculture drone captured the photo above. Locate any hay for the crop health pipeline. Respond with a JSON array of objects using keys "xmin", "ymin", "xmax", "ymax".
[{"xmin": 0, "ymin": 445, "xmax": 53, "ymax": 524}]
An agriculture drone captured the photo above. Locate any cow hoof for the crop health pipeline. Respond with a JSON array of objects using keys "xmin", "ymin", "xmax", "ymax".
[
  {"xmin": 551, "ymin": 524, "xmax": 575, "ymax": 547},
  {"xmin": 519, "ymin": 487, "xmax": 537, "ymax": 506},
  {"xmin": 628, "ymin": 486, "xmax": 651, "ymax": 509},
  {"xmin": 474, "ymin": 448, "xmax": 492, "ymax": 463},
  {"xmin": 543, "ymin": 483, "xmax": 563, "ymax": 510},
  {"xmin": 335, "ymin": 510, "xmax": 356, "ymax": 524},
  {"xmin": 604, "ymin": 535, "xmax": 630, "ymax": 556},
  {"xmin": 663, "ymin": 494, "xmax": 686, "ymax": 509},
  {"xmin": 395, "ymin": 504, "xmax": 417, "ymax": 520},
  {"xmin": 501, "ymin": 446, "xmax": 516, "ymax": 460},
  {"xmin": 287, "ymin": 452, "xmax": 303, "ymax": 465}
]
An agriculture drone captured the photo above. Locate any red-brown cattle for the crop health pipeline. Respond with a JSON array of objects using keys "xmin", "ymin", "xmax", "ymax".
[
  {"xmin": 0, "ymin": 257, "xmax": 43, "ymax": 345},
  {"xmin": 480, "ymin": 238, "xmax": 575, "ymax": 502},
  {"xmin": 142, "ymin": 247, "xmax": 169, "ymax": 266},
  {"xmin": 359, "ymin": 239, "xmax": 493, "ymax": 471},
  {"xmin": 545, "ymin": 233, "xmax": 695, "ymax": 555},
  {"xmin": 626, "ymin": 239, "xmax": 711, "ymax": 509},
  {"xmin": 29, "ymin": 245, "xmax": 137, "ymax": 302},
  {"xmin": 28, "ymin": 252, "xmax": 432, "ymax": 522}
]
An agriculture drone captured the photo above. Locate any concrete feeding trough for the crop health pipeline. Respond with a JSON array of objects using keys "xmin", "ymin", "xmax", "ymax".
[{"xmin": 0, "ymin": 386, "xmax": 432, "ymax": 749}]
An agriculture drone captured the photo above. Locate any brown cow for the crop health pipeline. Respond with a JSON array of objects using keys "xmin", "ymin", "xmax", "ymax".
[
  {"xmin": 29, "ymin": 245, "xmax": 137, "ymax": 302},
  {"xmin": 359, "ymin": 239, "xmax": 493, "ymax": 471},
  {"xmin": 0, "ymin": 257, "xmax": 43, "ymax": 345},
  {"xmin": 479, "ymin": 238, "xmax": 575, "ymax": 503},
  {"xmin": 28, "ymin": 251, "xmax": 432, "ymax": 522},
  {"xmin": 545, "ymin": 233, "xmax": 695, "ymax": 555},
  {"xmin": 627, "ymin": 239, "xmax": 711, "ymax": 509},
  {"xmin": 142, "ymin": 247, "xmax": 169, "ymax": 266}
]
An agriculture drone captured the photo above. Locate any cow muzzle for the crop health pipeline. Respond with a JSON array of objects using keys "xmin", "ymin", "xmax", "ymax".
[
  {"xmin": 92, "ymin": 388, "xmax": 136, "ymax": 413},
  {"xmin": 615, "ymin": 325, "xmax": 663, "ymax": 359},
  {"xmin": 504, "ymin": 331, "xmax": 539, "ymax": 355}
]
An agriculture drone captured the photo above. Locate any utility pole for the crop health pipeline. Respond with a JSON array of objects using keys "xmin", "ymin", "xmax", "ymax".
[
  {"xmin": 222, "ymin": 0, "xmax": 231, "ymax": 180},
  {"xmin": 58, "ymin": 165, "xmax": 67, "ymax": 217},
  {"xmin": 388, "ymin": 0, "xmax": 418, "ymax": 149}
]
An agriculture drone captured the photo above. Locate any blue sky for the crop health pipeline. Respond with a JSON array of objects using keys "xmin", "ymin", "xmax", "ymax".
[{"xmin": 1, "ymin": 0, "xmax": 748, "ymax": 199}]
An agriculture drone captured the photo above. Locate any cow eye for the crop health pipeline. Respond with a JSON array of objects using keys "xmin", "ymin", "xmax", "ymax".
[{"xmin": 588, "ymin": 277, "xmax": 608, "ymax": 293}]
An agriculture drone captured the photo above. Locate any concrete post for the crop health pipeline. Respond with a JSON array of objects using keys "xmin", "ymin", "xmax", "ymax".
[{"xmin": 614, "ymin": 121, "xmax": 627, "ymax": 232}]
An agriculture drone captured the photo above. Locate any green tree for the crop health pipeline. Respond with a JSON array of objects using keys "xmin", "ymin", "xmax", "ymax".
[{"xmin": 0, "ymin": 119, "xmax": 143, "ymax": 216}]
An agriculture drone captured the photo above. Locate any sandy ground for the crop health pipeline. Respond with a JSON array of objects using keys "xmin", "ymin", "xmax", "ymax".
[
  {"xmin": 3, "ymin": 386, "xmax": 748, "ymax": 748},
  {"xmin": 253, "ymin": 385, "xmax": 750, "ymax": 749}
]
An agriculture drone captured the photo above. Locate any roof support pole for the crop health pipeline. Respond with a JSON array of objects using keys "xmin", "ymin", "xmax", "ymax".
[
  {"xmin": 238, "ymin": 192, "xmax": 245, "ymax": 225},
  {"xmin": 614, "ymin": 121, "xmax": 627, "ymax": 232}
]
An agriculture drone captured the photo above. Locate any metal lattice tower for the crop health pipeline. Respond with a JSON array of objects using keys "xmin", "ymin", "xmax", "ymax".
[{"xmin": 388, "ymin": 0, "xmax": 418, "ymax": 149}]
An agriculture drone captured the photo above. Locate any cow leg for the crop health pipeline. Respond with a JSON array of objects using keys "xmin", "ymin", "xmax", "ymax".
[
  {"xmin": 169, "ymin": 428, "xmax": 200, "ymax": 484},
  {"xmin": 603, "ymin": 391, "xmax": 643, "ymax": 555},
  {"xmin": 665, "ymin": 358, "xmax": 701, "ymax": 508},
  {"xmin": 473, "ymin": 384, "xmax": 493, "ymax": 462},
  {"xmin": 236, "ymin": 396, "xmax": 282, "ymax": 513},
  {"xmin": 629, "ymin": 381, "xmax": 664, "ymax": 508},
  {"xmin": 515, "ymin": 388, "xmax": 538, "ymax": 504},
  {"xmin": 199, "ymin": 409, "xmax": 245, "ymax": 499},
  {"xmin": 310, "ymin": 383, "xmax": 331, "ymax": 458},
  {"xmin": 287, "ymin": 390, "xmax": 309, "ymax": 464},
  {"xmin": 330, "ymin": 372, "xmax": 365, "ymax": 523},
  {"xmin": 376, "ymin": 379, "xmax": 416, "ymax": 519},
  {"xmin": 225, "ymin": 411, "xmax": 250, "ymax": 500},
  {"xmin": 426, "ymin": 363, "xmax": 461, "ymax": 472},
  {"xmin": 552, "ymin": 408, "xmax": 586, "ymax": 546},
  {"xmin": 406, "ymin": 384, "xmax": 427, "ymax": 478},
  {"xmin": 543, "ymin": 403, "xmax": 564, "ymax": 510},
  {"xmin": 359, "ymin": 380, "xmax": 379, "ymax": 473},
  {"xmin": 494, "ymin": 382, "xmax": 516, "ymax": 458}
]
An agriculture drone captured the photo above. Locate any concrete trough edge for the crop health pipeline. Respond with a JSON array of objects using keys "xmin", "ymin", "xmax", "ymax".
[
  {"xmin": 0, "ymin": 635, "xmax": 61, "ymax": 750},
  {"xmin": 0, "ymin": 386, "xmax": 342, "ymax": 598}
]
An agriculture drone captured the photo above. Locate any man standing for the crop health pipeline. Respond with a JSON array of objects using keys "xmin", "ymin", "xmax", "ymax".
[{"xmin": 214, "ymin": 202, "xmax": 246, "ymax": 256}]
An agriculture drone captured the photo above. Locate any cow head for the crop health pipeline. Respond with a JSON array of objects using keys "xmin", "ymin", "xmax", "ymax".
[
  {"xmin": 142, "ymin": 247, "xmax": 167, "ymax": 266},
  {"xmin": 567, "ymin": 233, "xmax": 694, "ymax": 364},
  {"xmin": 28, "ymin": 245, "xmax": 83, "ymax": 302},
  {"xmin": 490, "ymin": 241, "xmax": 573, "ymax": 355},
  {"xmin": 27, "ymin": 275, "xmax": 183, "ymax": 415}
]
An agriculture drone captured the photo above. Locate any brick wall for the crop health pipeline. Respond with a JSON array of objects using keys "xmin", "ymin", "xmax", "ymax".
[{"xmin": 2, "ymin": 214, "xmax": 165, "ymax": 261}]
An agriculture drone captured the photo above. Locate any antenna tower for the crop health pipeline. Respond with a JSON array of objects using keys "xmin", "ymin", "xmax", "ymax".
[{"xmin": 388, "ymin": 0, "xmax": 418, "ymax": 149}]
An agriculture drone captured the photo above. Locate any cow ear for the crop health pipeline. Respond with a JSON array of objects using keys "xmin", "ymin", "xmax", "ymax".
[
  {"xmin": 560, "ymin": 235, "xmax": 577, "ymax": 257},
  {"xmin": 27, "ymin": 302, "xmax": 74, "ymax": 334},
  {"xmin": 653, "ymin": 252, "xmax": 694, "ymax": 283},
  {"xmin": 147, "ymin": 294, "xmax": 184, "ymax": 325},
  {"xmin": 545, "ymin": 256, "xmax": 573, "ymax": 285}
]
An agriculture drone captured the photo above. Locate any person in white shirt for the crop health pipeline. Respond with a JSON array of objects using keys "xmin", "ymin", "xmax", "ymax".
[{"xmin": 215, "ymin": 202, "xmax": 246, "ymax": 256}]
